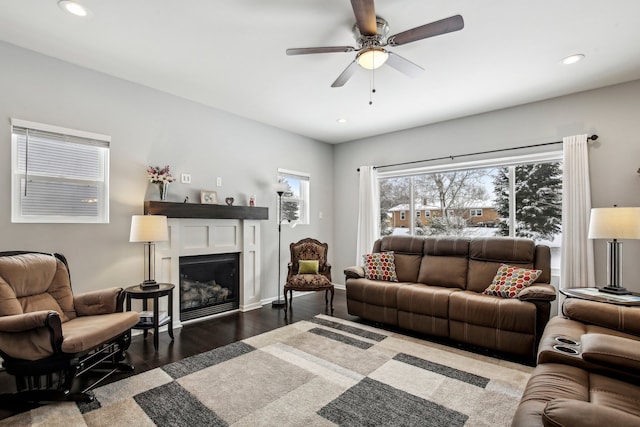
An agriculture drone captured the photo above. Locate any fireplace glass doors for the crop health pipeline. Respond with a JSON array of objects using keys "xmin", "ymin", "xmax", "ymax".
[{"xmin": 179, "ymin": 253, "xmax": 240, "ymax": 321}]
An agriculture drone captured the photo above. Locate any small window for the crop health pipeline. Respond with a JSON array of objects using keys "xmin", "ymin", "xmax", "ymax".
[
  {"xmin": 400, "ymin": 211, "xmax": 406, "ymax": 220},
  {"xmin": 416, "ymin": 211, "xmax": 421, "ymax": 218},
  {"xmin": 277, "ymin": 168, "xmax": 310, "ymax": 225},
  {"xmin": 11, "ymin": 119, "xmax": 110, "ymax": 223},
  {"xmin": 424, "ymin": 211, "xmax": 431, "ymax": 217},
  {"xmin": 470, "ymin": 209, "xmax": 483, "ymax": 217}
]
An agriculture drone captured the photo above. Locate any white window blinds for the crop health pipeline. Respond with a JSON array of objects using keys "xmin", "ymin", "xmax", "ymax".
[{"xmin": 11, "ymin": 119, "xmax": 110, "ymax": 223}]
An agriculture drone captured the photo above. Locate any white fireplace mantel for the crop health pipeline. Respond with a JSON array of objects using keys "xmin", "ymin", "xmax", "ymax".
[{"xmin": 155, "ymin": 218, "xmax": 263, "ymax": 328}]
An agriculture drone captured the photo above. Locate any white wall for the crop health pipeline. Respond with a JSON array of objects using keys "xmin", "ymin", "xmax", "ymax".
[
  {"xmin": 334, "ymin": 79, "xmax": 640, "ymax": 292},
  {"xmin": 0, "ymin": 41, "xmax": 334, "ymax": 301}
]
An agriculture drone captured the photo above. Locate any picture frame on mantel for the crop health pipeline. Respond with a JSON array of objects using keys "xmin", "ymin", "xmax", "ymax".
[{"xmin": 200, "ymin": 190, "xmax": 218, "ymax": 204}]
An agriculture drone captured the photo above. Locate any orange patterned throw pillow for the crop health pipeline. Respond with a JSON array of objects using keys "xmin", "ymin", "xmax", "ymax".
[
  {"xmin": 363, "ymin": 252, "xmax": 398, "ymax": 282},
  {"xmin": 483, "ymin": 264, "xmax": 542, "ymax": 298}
]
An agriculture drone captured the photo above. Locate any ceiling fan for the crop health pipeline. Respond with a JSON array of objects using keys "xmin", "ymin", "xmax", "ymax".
[{"xmin": 286, "ymin": 0, "xmax": 464, "ymax": 87}]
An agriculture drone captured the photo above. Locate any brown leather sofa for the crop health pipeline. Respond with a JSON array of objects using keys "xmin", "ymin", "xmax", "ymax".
[
  {"xmin": 344, "ymin": 235, "xmax": 556, "ymax": 358},
  {"xmin": 512, "ymin": 297, "xmax": 640, "ymax": 426}
]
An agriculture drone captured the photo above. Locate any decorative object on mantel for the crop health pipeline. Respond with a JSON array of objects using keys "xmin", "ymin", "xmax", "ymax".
[
  {"xmin": 201, "ymin": 190, "xmax": 218, "ymax": 204},
  {"xmin": 250, "ymin": 195, "xmax": 256, "ymax": 207},
  {"xmin": 147, "ymin": 165, "xmax": 175, "ymax": 201},
  {"xmin": 129, "ymin": 215, "xmax": 169, "ymax": 289},
  {"xmin": 272, "ymin": 182, "xmax": 289, "ymax": 309},
  {"xmin": 225, "ymin": 197, "xmax": 234, "ymax": 206}
]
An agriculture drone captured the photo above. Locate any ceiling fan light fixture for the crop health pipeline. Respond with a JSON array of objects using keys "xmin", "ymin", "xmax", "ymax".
[
  {"xmin": 356, "ymin": 47, "xmax": 389, "ymax": 70},
  {"xmin": 58, "ymin": 0, "xmax": 89, "ymax": 17}
]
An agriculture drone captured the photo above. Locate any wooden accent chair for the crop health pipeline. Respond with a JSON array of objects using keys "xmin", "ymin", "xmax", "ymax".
[
  {"xmin": 284, "ymin": 238, "xmax": 334, "ymax": 311},
  {"xmin": 0, "ymin": 251, "xmax": 139, "ymax": 403}
]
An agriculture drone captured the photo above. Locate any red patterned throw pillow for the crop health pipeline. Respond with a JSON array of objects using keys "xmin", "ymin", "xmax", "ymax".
[
  {"xmin": 483, "ymin": 264, "xmax": 542, "ymax": 298},
  {"xmin": 363, "ymin": 252, "xmax": 398, "ymax": 282}
]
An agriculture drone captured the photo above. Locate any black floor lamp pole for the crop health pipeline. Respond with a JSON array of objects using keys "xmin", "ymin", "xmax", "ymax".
[{"xmin": 272, "ymin": 190, "xmax": 286, "ymax": 308}]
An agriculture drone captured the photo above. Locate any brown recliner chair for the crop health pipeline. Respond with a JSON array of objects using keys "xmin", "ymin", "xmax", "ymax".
[
  {"xmin": 0, "ymin": 251, "xmax": 140, "ymax": 403},
  {"xmin": 284, "ymin": 238, "xmax": 334, "ymax": 311}
]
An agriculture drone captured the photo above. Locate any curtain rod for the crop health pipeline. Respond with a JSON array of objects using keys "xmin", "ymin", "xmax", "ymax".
[{"xmin": 357, "ymin": 135, "xmax": 598, "ymax": 172}]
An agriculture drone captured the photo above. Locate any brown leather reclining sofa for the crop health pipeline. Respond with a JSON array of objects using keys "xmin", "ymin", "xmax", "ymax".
[
  {"xmin": 344, "ymin": 235, "xmax": 556, "ymax": 358},
  {"xmin": 512, "ymin": 297, "xmax": 640, "ymax": 426}
]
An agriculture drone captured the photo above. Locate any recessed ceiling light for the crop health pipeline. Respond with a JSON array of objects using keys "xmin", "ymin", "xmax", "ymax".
[
  {"xmin": 58, "ymin": 0, "xmax": 89, "ymax": 17},
  {"xmin": 562, "ymin": 54, "xmax": 585, "ymax": 65},
  {"xmin": 336, "ymin": 118, "xmax": 347, "ymax": 124}
]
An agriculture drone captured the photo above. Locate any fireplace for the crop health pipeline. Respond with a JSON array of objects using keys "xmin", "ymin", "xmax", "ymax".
[{"xmin": 179, "ymin": 253, "xmax": 240, "ymax": 321}]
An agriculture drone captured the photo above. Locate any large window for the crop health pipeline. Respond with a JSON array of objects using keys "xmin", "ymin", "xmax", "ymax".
[
  {"xmin": 379, "ymin": 152, "xmax": 563, "ymax": 269},
  {"xmin": 11, "ymin": 119, "xmax": 110, "ymax": 223},
  {"xmin": 277, "ymin": 168, "xmax": 310, "ymax": 225}
]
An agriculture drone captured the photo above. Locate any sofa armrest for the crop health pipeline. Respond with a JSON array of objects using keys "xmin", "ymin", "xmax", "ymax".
[
  {"xmin": 74, "ymin": 287, "xmax": 123, "ymax": 316},
  {"xmin": 517, "ymin": 284, "xmax": 557, "ymax": 301},
  {"xmin": 543, "ymin": 399, "xmax": 640, "ymax": 427},
  {"xmin": 344, "ymin": 266, "xmax": 365, "ymax": 279},
  {"xmin": 563, "ymin": 298, "xmax": 640, "ymax": 336},
  {"xmin": 581, "ymin": 333, "xmax": 640, "ymax": 373}
]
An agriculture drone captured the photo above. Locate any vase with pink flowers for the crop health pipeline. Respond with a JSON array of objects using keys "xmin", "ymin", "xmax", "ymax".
[{"xmin": 147, "ymin": 165, "xmax": 175, "ymax": 200}]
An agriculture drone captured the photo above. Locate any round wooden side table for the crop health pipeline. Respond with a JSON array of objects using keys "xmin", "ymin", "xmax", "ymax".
[{"xmin": 125, "ymin": 283, "xmax": 175, "ymax": 351}]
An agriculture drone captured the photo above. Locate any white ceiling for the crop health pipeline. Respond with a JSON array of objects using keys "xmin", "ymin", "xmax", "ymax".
[{"xmin": 2, "ymin": 1, "xmax": 640, "ymax": 144}]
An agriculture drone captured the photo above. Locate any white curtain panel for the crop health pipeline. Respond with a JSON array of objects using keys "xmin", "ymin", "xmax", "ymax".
[
  {"xmin": 356, "ymin": 166, "xmax": 380, "ymax": 264},
  {"xmin": 560, "ymin": 134, "xmax": 595, "ymax": 289}
]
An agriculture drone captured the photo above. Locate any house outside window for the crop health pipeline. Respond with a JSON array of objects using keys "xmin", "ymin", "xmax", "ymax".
[
  {"xmin": 11, "ymin": 119, "xmax": 110, "ymax": 223},
  {"xmin": 277, "ymin": 168, "xmax": 310, "ymax": 225}
]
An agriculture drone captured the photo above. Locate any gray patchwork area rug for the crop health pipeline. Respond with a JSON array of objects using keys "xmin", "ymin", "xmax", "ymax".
[{"xmin": 1, "ymin": 315, "xmax": 532, "ymax": 426}]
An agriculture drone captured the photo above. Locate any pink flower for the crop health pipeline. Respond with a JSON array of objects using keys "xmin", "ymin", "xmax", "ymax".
[{"xmin": 147, "ymin": 165, "xmax": 175, "ymax": 184}]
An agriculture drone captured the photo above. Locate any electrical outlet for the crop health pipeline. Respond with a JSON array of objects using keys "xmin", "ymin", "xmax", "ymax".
[
  {"xmin": 216, "ymin": 177, "xmax": 222, "ymax": 187},
  {"xmin": 181, "ymin": 173, "xmax": 191, "ymax": 184}
]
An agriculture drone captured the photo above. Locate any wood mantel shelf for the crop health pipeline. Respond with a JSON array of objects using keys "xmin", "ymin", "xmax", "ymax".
[{"xmin": 144, "ymin": 201, "xmax": 269, "ymax": 220}]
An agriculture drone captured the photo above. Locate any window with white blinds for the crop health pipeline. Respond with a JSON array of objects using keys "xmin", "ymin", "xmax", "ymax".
[{"xmin": 11, "ymin": 119, "xmax": 110, "ymax": 223}]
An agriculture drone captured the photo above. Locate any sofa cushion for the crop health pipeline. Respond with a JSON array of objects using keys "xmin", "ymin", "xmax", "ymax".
[
  {"xmin": 563, "ymin": 298, "xmax": 640, "ymax": 336},
  {"xmin": 392, "ymin": 254, "xmax": 422, "ymax": 283},
  {"xmin": 61, "ymin": 311, "xmax": 139, "ymax": 353},
  {"xmin": 467, "ymin": 237, "xmax": 536, "ymax": 293},
  {"xmin": 483, "ymin": 264, "xmax": 542, "ymax": 298},
  {"xmin": 363, "ymin": 252, "xmax": 398, "ymax": 282},
  {"xmin": 379, "ymin": 236, "xmax": 425, "ymax": 282},
  {"xmin": 417, "ymin": 237, "xmax": 469, "ymax": 289}
]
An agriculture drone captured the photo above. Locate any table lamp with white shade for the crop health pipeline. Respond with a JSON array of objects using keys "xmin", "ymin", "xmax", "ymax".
[
  {"xmin": 129, "ymin": 215, "xmax": 169, "ymax": 288},
  {"xmin": 588, "ymin": 206, "xmax": 640, "ymax": 295}
]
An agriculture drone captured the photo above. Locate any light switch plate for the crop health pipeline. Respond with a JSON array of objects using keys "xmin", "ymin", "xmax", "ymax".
[{"xmin": 181, "ymin": 173, "xmax": 191, "ymax": 184}]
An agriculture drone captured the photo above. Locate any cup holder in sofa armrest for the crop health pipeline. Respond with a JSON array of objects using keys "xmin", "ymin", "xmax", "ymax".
[
  {"xmin": 555, "ymin": 336, "xmax": 580, "ymax": 346},
  {"xmin": 553, "ymin": 345, "xmax": 580, "ymax": 355}
]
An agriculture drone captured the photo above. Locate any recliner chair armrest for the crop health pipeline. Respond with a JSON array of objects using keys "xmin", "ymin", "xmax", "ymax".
[
  {"xmin": 543, "ymin": 398, "xmax": 640, "ymax": 427},
  {"xmin": 581, "ymin": 333, "xmax": 640, "ymax": 373},
  {"xmin": 563, "ymin": 298, "xmax": 640, "ymax": 336},
  {"xmin": 0, "ymin": 311, "xmax": 62, "ymax": 359},
  {"xmin": 344, "ymin": 266, "xmax": 365, "ymax": 279},
  {"xmin": 74, "ymin": 287, "xmax": 123, "ymax": 316},
  {"xmin": 0, "ymin": 310, "xmax": 58, "ymax": 333},
  {"xmin": 517, "ymin": 284, "xmax": 557, "ymax": 301}
]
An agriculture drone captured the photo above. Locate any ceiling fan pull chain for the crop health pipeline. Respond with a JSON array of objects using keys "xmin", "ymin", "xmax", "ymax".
[{"xmin": 369, "ymin": 69, "xmax": 376, "ymax": 105}]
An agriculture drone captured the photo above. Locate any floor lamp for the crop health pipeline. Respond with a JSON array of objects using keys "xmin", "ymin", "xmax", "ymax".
[
  {"xmin": 588, "ymin": 206, "xmax": 640, "ymax": 295},
  {"xmin": 272, "ymin": 183, "xmax": 288, "ymax": 308}
]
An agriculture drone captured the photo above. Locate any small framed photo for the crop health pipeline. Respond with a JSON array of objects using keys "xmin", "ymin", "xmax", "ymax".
[{"xmin": 200, "ymin": 190, "xmax": 218, "ymax": 204}]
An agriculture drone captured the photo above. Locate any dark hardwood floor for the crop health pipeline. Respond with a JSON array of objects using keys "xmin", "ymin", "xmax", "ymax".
[{"xmin": 0, "ymin": 289, "xmax": 356, "ymax": 420}]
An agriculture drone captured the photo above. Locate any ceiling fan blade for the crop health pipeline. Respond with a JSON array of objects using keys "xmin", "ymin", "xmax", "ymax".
[
  {"xmin": 385, "ymin": 52, "xmax": 424, "ymax": 78},
  {"xmin": 286, "ymin": 46, "xmax": 355, "ymax": 55},
  {"xmin": 388, "ymin": 14, "xmax": 464, "ymax": 46},
  {"xmin": 350, "ymin": 0, "xmax": 377, "ymax": 36},
  {"xmin": 331, "ymin": 60, "xmax": 359, "ymax": 87}
]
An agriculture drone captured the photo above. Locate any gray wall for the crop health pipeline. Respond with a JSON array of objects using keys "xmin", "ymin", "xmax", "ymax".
[
  {"xmin": 334, "ymin": 79, "xmax": 640, "ymax": 291},
  {"xmin": 0, "ymin": 41, "xmax": 334, "ymax": 300}
]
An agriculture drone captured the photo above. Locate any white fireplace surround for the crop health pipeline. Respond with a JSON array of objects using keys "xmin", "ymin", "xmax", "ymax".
[{"xmin": 154, "ymin": 218, "xmax": 262, "ymax": 328}]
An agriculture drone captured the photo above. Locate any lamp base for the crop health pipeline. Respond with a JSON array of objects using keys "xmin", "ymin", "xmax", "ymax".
[
  {"xmin": 598, "ymin": 286, "xmax": 631, "ymax": 295},
  {"xmin": 140, "ymin": 279, "xmax": 159, "ymax": 289},
  {"xmin": 271, "ymin": 299, "xmax": 286, "ymax": 308}
]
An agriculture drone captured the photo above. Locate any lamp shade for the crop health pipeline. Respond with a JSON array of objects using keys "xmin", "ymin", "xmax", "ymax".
[
  {"xmin": 588, "ymin": 207, "xmax": 640, "ymax": 240},
  {"xmin": 275, "ymin": 182, "xmax": 289, "ymax": 194},
  {"xmin": 129, "ymin": 215, "xmax": 169, "ymax": 243}
]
